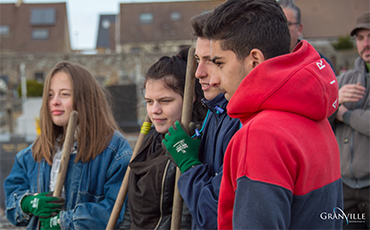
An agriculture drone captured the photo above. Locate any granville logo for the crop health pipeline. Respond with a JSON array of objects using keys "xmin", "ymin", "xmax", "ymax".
[{"xmin": 320, "ymin": 207, "xmax": 366, "ymax": 225}]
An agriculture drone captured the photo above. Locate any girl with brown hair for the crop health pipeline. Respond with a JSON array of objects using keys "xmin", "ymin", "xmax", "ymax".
[
  {"xmin": 4, "ymin": 61, "xmax": 132, "ymax": 230},
  {"xmin": 119, "ymin": 48, "xmax": 206, "ymax": 229}
]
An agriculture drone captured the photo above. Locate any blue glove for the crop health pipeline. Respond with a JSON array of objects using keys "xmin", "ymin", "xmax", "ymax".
[{"xmin": 162, "ymin": 121, "xmax": 201, "ymax": 173}]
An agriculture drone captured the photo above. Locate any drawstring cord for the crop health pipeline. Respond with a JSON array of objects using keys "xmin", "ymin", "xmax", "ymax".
[{"xmin": 191, "ymin": 110, "xmax": 210, "ymax": 138}]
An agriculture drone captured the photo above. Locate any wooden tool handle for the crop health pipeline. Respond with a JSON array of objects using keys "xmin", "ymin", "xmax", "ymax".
[
  {"xmin": 106, "ymin": 115, "xmax": 152, "ymax": 230},
  {"xmin": 171, "ymin": 47, "xmax": 197, "ymax": 230},
  {"xmin": 53, "ymin": 110, "xmax": 79, "ymax": 197}
]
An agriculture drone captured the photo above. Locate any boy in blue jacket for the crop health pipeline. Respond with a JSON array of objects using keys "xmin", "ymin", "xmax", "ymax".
[{"xmin": 163, "ymin": 13, "xmax": 240, "ymax": 230}]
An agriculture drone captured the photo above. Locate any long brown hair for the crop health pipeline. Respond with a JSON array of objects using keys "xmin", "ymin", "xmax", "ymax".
[{"xmin": 32, "ymin": 61, "xmax": 121, "ymax": 164}]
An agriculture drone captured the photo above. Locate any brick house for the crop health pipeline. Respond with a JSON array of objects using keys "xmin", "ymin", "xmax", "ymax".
[
  {"xmin": 0, "ymin": 1, "xmax": 71, "ymax": 54},
  {"xmin": 295, "ymin": 0, "xmax": 369, "ymax": 40},
  {"xmin": 117, "ymin": 0, "xmax": 224, "ymax": 53}
]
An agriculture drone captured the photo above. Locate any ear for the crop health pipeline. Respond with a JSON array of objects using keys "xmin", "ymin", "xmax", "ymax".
[
  {"xmin": 249, "ymin": 49, "xmax": 265, "ymax": 69},
  {"xmin": 297, "ymin": 23, "xmax": 303, "ymax": 38}
]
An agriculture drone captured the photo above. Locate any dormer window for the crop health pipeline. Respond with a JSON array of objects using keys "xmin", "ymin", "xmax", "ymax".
[
  {"xmin": 30, "ymin": 8, "xmax": 56, "ymax": 25},
  {"xmin": 140, "ymin": 13, "xmax": 153, "ymax": 24},
  {"xmin": 0, "ymin": 25, "xmax": 9, "ymax": 35},
  {"xmin": 170, "ymin": 12, "xmax": 181, "ymax": 21}
]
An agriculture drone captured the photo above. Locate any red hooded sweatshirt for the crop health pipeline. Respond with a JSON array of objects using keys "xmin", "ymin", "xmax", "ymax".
[{"xmin": 218, "ymin": 40, "xmax": 343, "ymax": 229}]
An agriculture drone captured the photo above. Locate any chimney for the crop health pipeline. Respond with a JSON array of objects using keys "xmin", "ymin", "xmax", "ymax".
[{"xmin": 15, "ymin": 0, "xmax": 23, "ymax": 7}]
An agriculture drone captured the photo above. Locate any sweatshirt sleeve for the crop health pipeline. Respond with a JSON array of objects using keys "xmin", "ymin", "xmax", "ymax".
[
  {"xmin": 348, "ymin": 108, "xmax": 370, "ymax": 137},
  {"xmin": 178, "ymin": 164, "xmax": 222, "ymax": 229},
  {"xmin": 3, "ymin": 147, "xmax": 36, "ymax": 227},
  {"xmin": 177, "ymin": 115, "xmax": 240, "ymax": 229}
]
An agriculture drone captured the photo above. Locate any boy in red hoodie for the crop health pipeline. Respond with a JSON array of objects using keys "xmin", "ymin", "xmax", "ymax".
[{"xmin": 203, "ymin": 0, "xmax": 343, "ymax": 229}]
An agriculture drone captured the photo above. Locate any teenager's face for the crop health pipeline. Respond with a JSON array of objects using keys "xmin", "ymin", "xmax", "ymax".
[
  {"xmin": 356, "ymin": 29, "xmax": 370, "ymax": 63},
  {"xmin": 195, "ymin": 37, "xmax": 222, "ymax": 100},
  {"xmin": 49, "ymin": 71, "xmax": 73, "ymax": 127},
  {"xmin": 209, "ymin": 40, "xmax": 250, "ymax": 101},
  {"xmin": 145, "ymin": 78, "xmax": 183, "ymax": 134}
]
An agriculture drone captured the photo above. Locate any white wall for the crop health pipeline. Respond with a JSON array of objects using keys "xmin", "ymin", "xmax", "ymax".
[{"xmin": 16, "ymin": 97, "xmax": 42, "ymax": 141}]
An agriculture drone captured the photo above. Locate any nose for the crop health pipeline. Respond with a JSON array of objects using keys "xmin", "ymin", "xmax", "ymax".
[
  {"xmin": 209, "ymin": 68, "xmax": 220, "ymax": 88},
  {"xmin": 151, "ymin": 101, "xmax": 162, "ymax": 114},
  {"xmin": 195, "ymin": 61, "xmax": 207, "ymax": 79},
  {"xmin": 364, "ymin": 37, "xmax": 370, "ymax": 46},
  {"xmin": 51, "ymin": 95, "xmax": 61, "ymax": 106}
]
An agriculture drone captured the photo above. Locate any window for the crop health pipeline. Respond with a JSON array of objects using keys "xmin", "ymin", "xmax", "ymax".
[
  {"xmin": 131, "ymin": 47, "xmax": 141, "ymax": 53},
  {"xmin": 102, "ymin": 19, "xmax": 110, "ymax": 29},
  {"xmin": 31, "ymin": 8, "xmax": 56, "ymax": 25},
  {"xmin": 153, "ymin": 46, "xmax": 160, "ymax": 53},
  {"xmin": 140, "ymin": 13, "xmax": 153, "ymax": 24},
  {"xmin": 34, "ymin": 73, "xmax": 44, "ymax": 83},
  {"xmin": 32, "ymin": 29, "xmax": 49, "ymax": 40},
  {"xmin": 0, "ymin": 76, "xmax": 8, "ymax": 95},
  {"xmin": 170, "ymin": 12, "xmax": 181, "ymax": 21},
  {"xmin": 0, "ymin": 75, "xmax": 9, "ymax": 85},
  {"xmin": 0, "ymin": 25, "xmax": 9, "ymax": 35}
]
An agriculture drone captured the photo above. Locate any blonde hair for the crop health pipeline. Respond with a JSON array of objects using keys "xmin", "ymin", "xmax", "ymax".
[{"xmin": 32, "ymin": 61, "xmax": 121, "ymax": 164}]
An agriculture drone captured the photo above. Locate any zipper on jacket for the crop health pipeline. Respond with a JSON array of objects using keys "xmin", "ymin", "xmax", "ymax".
[{"xmin": 154, "ymin": 160, "xmax": 171, "ymax": 230}]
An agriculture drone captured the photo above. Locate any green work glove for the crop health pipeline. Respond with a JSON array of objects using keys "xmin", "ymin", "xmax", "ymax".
[
  {"xmin": 39, "ymin": 212, "xmax": 61, "ymax": 230},
  {"xmin": 163, "ymin": 120, "xmax": 201, "ymax": 173},
  {"xmin": 20, "ymin": 191, "xmax": 64, "ymax": 218}
]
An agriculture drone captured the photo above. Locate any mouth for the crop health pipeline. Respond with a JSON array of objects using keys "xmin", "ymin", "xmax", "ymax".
[
  {"xmin": 153, "ymin": 118, "xmax": 166, "ymax": 124},
  {"xmin": 201, "ymin": 83, "xmax": 211, "ymax": 91},
  {"xmin": 361, "ymin": 47, "xmax": 370, "ymax": 56},
  {"xmin": 52, "ymin": 110, "xmax": 64, "ymax": 116}
]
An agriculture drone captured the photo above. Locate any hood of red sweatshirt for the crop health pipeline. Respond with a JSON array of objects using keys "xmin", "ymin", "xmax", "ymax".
[{"xmin": 227, "ymin": 40, "xmax": 338, "ymax": 122}]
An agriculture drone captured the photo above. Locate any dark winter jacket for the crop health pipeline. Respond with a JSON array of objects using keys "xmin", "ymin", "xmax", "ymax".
[
  {"xmin": 119, "ymin": 129, "xmax": 191, "ymax": 229},
  {"xmin": 178, "ymin": 93, "xmax": 239, "ymax": 230}
]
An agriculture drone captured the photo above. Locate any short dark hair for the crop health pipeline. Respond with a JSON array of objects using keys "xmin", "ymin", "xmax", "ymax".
[
  {"xmin": 191, "ymin": 12, "xmax": 211, "ymax": 38},
  {"xmin": 203, "ymin": 0, "xmax": 291, "ymax": 60},
  {"xmin": 279, "ymin": 0, "xmax": 301, "ymax": 24}
]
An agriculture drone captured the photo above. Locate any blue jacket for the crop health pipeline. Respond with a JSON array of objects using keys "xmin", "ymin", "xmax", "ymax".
[
  {"xmin": 177, "ymin": 93, "xmax": 240, "ymax": 230},
  {"xmin": 4, "ymin": 131, "xmax": 132, "ymax": 230}
]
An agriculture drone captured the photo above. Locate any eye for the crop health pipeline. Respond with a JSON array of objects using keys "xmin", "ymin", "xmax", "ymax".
[
  {"xmin": 194, "ymin": 54, "xmax": 200, "ymax": 63},
  {"xmin": 211, "ymin": 58, "xmax": 223, "ymax": 67},
  {"xmin": 161, "ymin": 97, "xmax": 174, "ymax": 103},
  {"xmin": 214, "ymin": 61, "xmax": 222, "ymax": 67},
  {"xmin": 145, "ymin": 100, "xmax": 153, "ymax": 104},
  {"xmin": 206, "ymin": 59, "xmax": 213, "ymax": 65}
]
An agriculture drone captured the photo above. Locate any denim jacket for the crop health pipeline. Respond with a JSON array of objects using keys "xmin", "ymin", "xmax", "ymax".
[{"xmin": 4, "ymin": 131, "xmax": 132, "ymax": 230}]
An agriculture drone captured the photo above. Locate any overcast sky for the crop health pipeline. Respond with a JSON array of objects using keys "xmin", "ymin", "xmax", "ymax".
[{"xmin": 0, "ymin": 0, "xmax": 191, "ymax": 50}]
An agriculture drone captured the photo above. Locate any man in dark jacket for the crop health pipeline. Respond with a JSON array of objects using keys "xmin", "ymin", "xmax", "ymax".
[
  {"xmin": 329, "ymin": 11, "xmax": 370, "ymax": 229},
  {"xmin": 279, "ymin": 0, "xmax": 336, "ymax": 73},
  {"xmin": 163, "ymin": 13, "xmax": 240, "ymax": 230}
]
